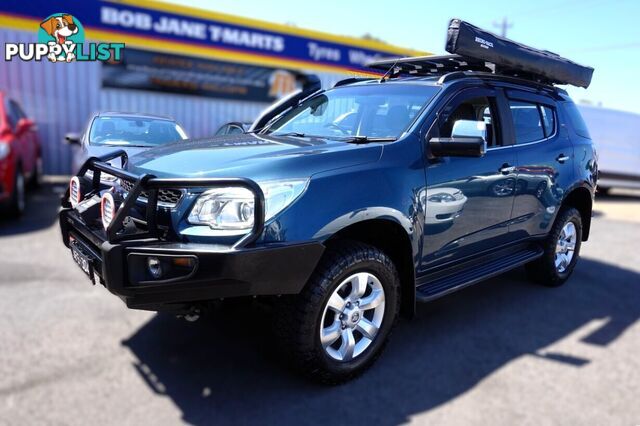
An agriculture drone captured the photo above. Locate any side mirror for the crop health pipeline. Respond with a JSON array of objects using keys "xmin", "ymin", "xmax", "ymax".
[
  {"xmin": 452, "ymin": 119, "xmax": 487, "ymax": 140},
  {"xmin": 429, "ymin": 119, "xmax": 487, "ymax": 158},
  {"xmin": 65, "ymin": 132, "xmax": 82, "ymax": 146},
  {"xmin": 16, "ymin": 118, "xmax": 34, "ymax": 136}
]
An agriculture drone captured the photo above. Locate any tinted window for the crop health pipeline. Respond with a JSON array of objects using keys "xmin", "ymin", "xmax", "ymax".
[
  {"xmin": 437, "ymin": 96, "xmax": 500, "ymax": 147},
  {"xmin": 215, "ymin": 125, "xmax": 229, "ymax": 136},
  {"xmin": 10, "ymin": 100, "xmax": 27, "ymax": 120},
  {"xmin": 228, "ymin": 125, "xmax": 244, "ymax": 135},
  {"xmin": 5, "ymin": 100, "xmax": 19, "ymax": 131},
  {"xmin": 540, "ymin": 105, "xmax": 555, "ymax": 137},
  {"xmin": 563, "ymin": 102, "xmax": 591, "ymax": 138},
  {"xmin": 89, "ymin": 116, "xmax": 188, "ymax": 147},
  {"xmin": 509, "ymin": 101, "xmax": 544, "ymax": 144},
  {"xmin": 268, "ymin": 85, "xmax": 439, "ymax": 139}
]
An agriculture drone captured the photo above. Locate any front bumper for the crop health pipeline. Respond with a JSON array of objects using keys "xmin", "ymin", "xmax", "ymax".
[
  {"xmin": 59, "ymin": 151, "xmax": 324, "ymax": 312},
  {"xmin": 60, "ymin": 208, "xmax": 324, "ymax": 312}
]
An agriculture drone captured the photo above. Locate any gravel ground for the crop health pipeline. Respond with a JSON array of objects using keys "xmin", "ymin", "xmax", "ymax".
[{"xmin": 0, "ymin": 185, "xmax": 638, "ymax": 426}]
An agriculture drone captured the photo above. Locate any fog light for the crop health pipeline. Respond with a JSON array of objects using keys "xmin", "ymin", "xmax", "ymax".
[
  {"xmin": 101, "ymin": 192, "xmax": 116, "ymax": 230},
  {"xmin": 147, "ymin": 256, "xmax": 163, "ymax": 279},
  {"xmin": 69, "ymin": 176, "xmax": 82, "ymax": 207}
]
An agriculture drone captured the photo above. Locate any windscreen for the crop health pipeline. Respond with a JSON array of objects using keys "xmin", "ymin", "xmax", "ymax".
[
  {"xmin": 266, "ymin": 84, "xmax": 439, "ymax": 139},
  {"xmin": 89, "ymin": 116, "xmax": 188, "ymax": 147}
]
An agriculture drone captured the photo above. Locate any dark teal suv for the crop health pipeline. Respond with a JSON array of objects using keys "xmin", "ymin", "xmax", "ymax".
[{"xmin": 59, "ymin": 21, "xmax": 596, "ymax": 383}]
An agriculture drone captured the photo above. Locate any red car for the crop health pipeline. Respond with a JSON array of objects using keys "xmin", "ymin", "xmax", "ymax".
[{"xmin": 0, "ymin": 92, "xmax": 42, "ymax": 217}]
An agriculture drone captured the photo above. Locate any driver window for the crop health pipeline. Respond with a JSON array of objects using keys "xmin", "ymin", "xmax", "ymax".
[{"xmin": 437, "ymin": 96, "xmax": 500, "ymax": 147}]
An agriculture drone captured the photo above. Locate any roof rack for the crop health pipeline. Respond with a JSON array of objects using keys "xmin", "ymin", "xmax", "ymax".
[
  {"xmin": 367, "ymin": 19, "xmax": 593, "ymax": 88},
  {"xmin": 333, "ymin": 77, "xmax": 374, "ymax": 87},
  {"xmin": 369, "ymin": 54, "xmax": 491, "ymax": 77},
  {"xmin": 368, "ymin": 54, "xmax": 557, "ymax": 86}
]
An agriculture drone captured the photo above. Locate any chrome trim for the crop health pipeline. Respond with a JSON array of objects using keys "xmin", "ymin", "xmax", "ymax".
[
  {"xmin": 121, "ymin": 190, "xmax": 186, "ymax": 209},
  {"xmin": 487, "ymin": 132, "xmax": 558, "ymax": 151}
]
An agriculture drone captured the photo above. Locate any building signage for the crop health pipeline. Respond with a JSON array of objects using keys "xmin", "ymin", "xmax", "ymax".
[
  {"xmin": 102, "ymin": 48, "xmax": 300, "ymax": 102},
  {"xmin": 0, "ymin": 0, "xmax": 424, "ymax": 72}
]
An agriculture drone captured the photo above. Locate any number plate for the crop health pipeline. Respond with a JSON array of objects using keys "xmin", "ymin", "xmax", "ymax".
[{"xmin": 70, "ymin": 242, "xmax": 95, "ymax": 284}]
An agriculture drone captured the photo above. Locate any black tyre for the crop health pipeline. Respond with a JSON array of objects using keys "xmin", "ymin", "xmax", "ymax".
[
  {"xmin": 526, "ymin": 207, "xmax": 582, "ymax": 287},
  {"xmin": 28, "ymin": 157, "xmax": 43, "ymax": 189},
  {"xmin": 7, "ymin": 166, "xmax": 26, "ymax": 217},
  {"xmin": 275, "ymin": 241, "xmax": 401, "ymax": 384}
]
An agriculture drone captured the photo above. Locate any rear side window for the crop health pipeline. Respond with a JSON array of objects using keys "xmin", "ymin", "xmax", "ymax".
[
  {"xmin": 509, "ymin": 101, "xmax": 544, "ymax": 144},
  {"xmin": 540, "ymin": 105, "xmax": 556, "ymax": 137},
  {"xmin": 4, "ymin": 99, "xmax": 19, "ymax": 131},
  {"xmin": 563, "ymin": 102, "xmax": 591, "ymax": 138},
  {"xmin": 10, "ymin": 100, "xmax": 27, "ymax": 120},
  {"xmin": 227, "ymin": 125, "xmax": 244, "ymax": 134}
]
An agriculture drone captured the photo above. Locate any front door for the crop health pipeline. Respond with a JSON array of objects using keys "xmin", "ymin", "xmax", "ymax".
[{"xmin": 421, "ymin": 87, "xmax": 517, "ymax": 269}]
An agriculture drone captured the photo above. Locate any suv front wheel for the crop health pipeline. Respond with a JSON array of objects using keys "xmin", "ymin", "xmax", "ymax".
[{"xmin": 276, "ymin": 241, "xmax": 400, "ymax": 384}]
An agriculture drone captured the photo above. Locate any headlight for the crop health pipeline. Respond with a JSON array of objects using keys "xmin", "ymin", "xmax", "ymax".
[
  {"xmin": 427, "ymin": 193, "xmax": 456, "ymax": 203},
  {"xmin": 187, "ymin": 178, "xmax": 309, "ymax": 232},
  {"xmin": 0, "ymin": 143, "xmax": 10, "ymax": 160}
]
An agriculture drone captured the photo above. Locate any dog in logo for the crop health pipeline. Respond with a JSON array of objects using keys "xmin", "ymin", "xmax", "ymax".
[{"xmin": 40, "ymin": 14, "xmax": 78, "ymax": 62}]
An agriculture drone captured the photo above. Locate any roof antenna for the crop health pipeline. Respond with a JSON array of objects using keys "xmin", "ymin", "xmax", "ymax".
[{"xmin": 379, "ymin": 61, "xmax": 399, "ymax": 83}]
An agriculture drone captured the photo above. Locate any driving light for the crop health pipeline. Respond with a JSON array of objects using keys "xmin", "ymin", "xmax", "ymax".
[
  {"xmin": 101, "ymin": 192, "xmax": 116, "ymax": 230},
  {"xmin": 187, "ymin": 179, "xmax": 309, "ymax": 232},
  {"xmin": 69, "ymin": 177, "xmax": 82, "ymax": 207},
  {"xmin": 427, "ymin": 193, "xmax": 457, "ymax": 203},
  {"xmin": 147, "ymin": 257, "xmax": 162, "ymax": 279}
]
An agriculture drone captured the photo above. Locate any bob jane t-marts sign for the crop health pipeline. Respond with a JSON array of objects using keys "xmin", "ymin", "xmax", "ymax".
[
  {"xmin": 103, "ymin": 48, "xmax": 302, "ymax": 102},
  {"xmin": 0, "ymin": 0, "xmax": 424, "ymax": 73}
]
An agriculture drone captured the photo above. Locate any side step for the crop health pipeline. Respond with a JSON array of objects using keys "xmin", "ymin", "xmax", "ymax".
[{"xmin": 416, "ymin": 247, "xmax": 543, "ymax": 302}]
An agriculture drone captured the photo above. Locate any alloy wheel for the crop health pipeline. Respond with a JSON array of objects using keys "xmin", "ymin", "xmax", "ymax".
[
  {"xmin": 319, "ymin": 272, "xmax": 386, "ymax": 362},
  {"xmin": 555, "ymin": 221, "xmax": 577, "ymax": 273}
]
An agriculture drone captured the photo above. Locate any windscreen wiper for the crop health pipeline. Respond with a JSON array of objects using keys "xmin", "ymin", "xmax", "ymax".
[
  {"xmin": 270, "ymin": 131, "xmax": 307, "ymax": 137},
  {"xmin": 268, "ymin": 132, "xmax": 397, "ymax": 144},
  {"xmin": 339, "ymin": 136, "xmax": 397, "ymax": 144}
]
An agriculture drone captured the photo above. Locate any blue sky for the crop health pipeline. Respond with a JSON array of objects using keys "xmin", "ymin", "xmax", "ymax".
[{"xmin": 169, "ymin": 0, "xmax": 640, "ymax": 114}]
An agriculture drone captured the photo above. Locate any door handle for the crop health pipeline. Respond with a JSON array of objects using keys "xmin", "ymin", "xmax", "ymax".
[
  {"xmin": 499, "ymin": 164, "xmax": 516, "ymax": 174},
  {"xmin": 556, "ymin": 154, "xmax": 570, "ymax": 163}
]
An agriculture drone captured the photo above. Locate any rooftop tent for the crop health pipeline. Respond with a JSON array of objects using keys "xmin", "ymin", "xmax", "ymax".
[
  {"xmin": 446, "ymin": 19, "xmax": 593, "ymax": 88},
  {"xmin": 369, "ymin": 19, "xmax": 594, "ymax": 88}
]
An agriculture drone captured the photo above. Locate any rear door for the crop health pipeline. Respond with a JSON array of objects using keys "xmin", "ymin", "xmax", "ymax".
[
  {"xmin": 421, "ymin": 87, "xmax": 517, "ymax": 268},
  {"xmin": 506, "ymin": 90, "xmax": 575, "ymax": 238}
]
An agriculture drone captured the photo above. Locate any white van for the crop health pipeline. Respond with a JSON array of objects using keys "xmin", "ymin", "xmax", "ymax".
[{"xmin": 579, "ymin": 105, "xmax": 640, "ymax": 192}]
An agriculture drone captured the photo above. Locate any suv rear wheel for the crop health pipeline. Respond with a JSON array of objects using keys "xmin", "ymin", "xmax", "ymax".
[
  {"xmin": 527, "ymin": 207, "xmax": 582, "ymax": 286},
  {"xmin": 276, "ymin": 241, "xmax": 400, "ymax": 384}
]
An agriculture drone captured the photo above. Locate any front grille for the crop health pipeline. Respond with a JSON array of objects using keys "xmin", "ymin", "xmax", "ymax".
[{"xmin": 119, "ymin": 179, "xmax": 184, "ymax": 207}]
